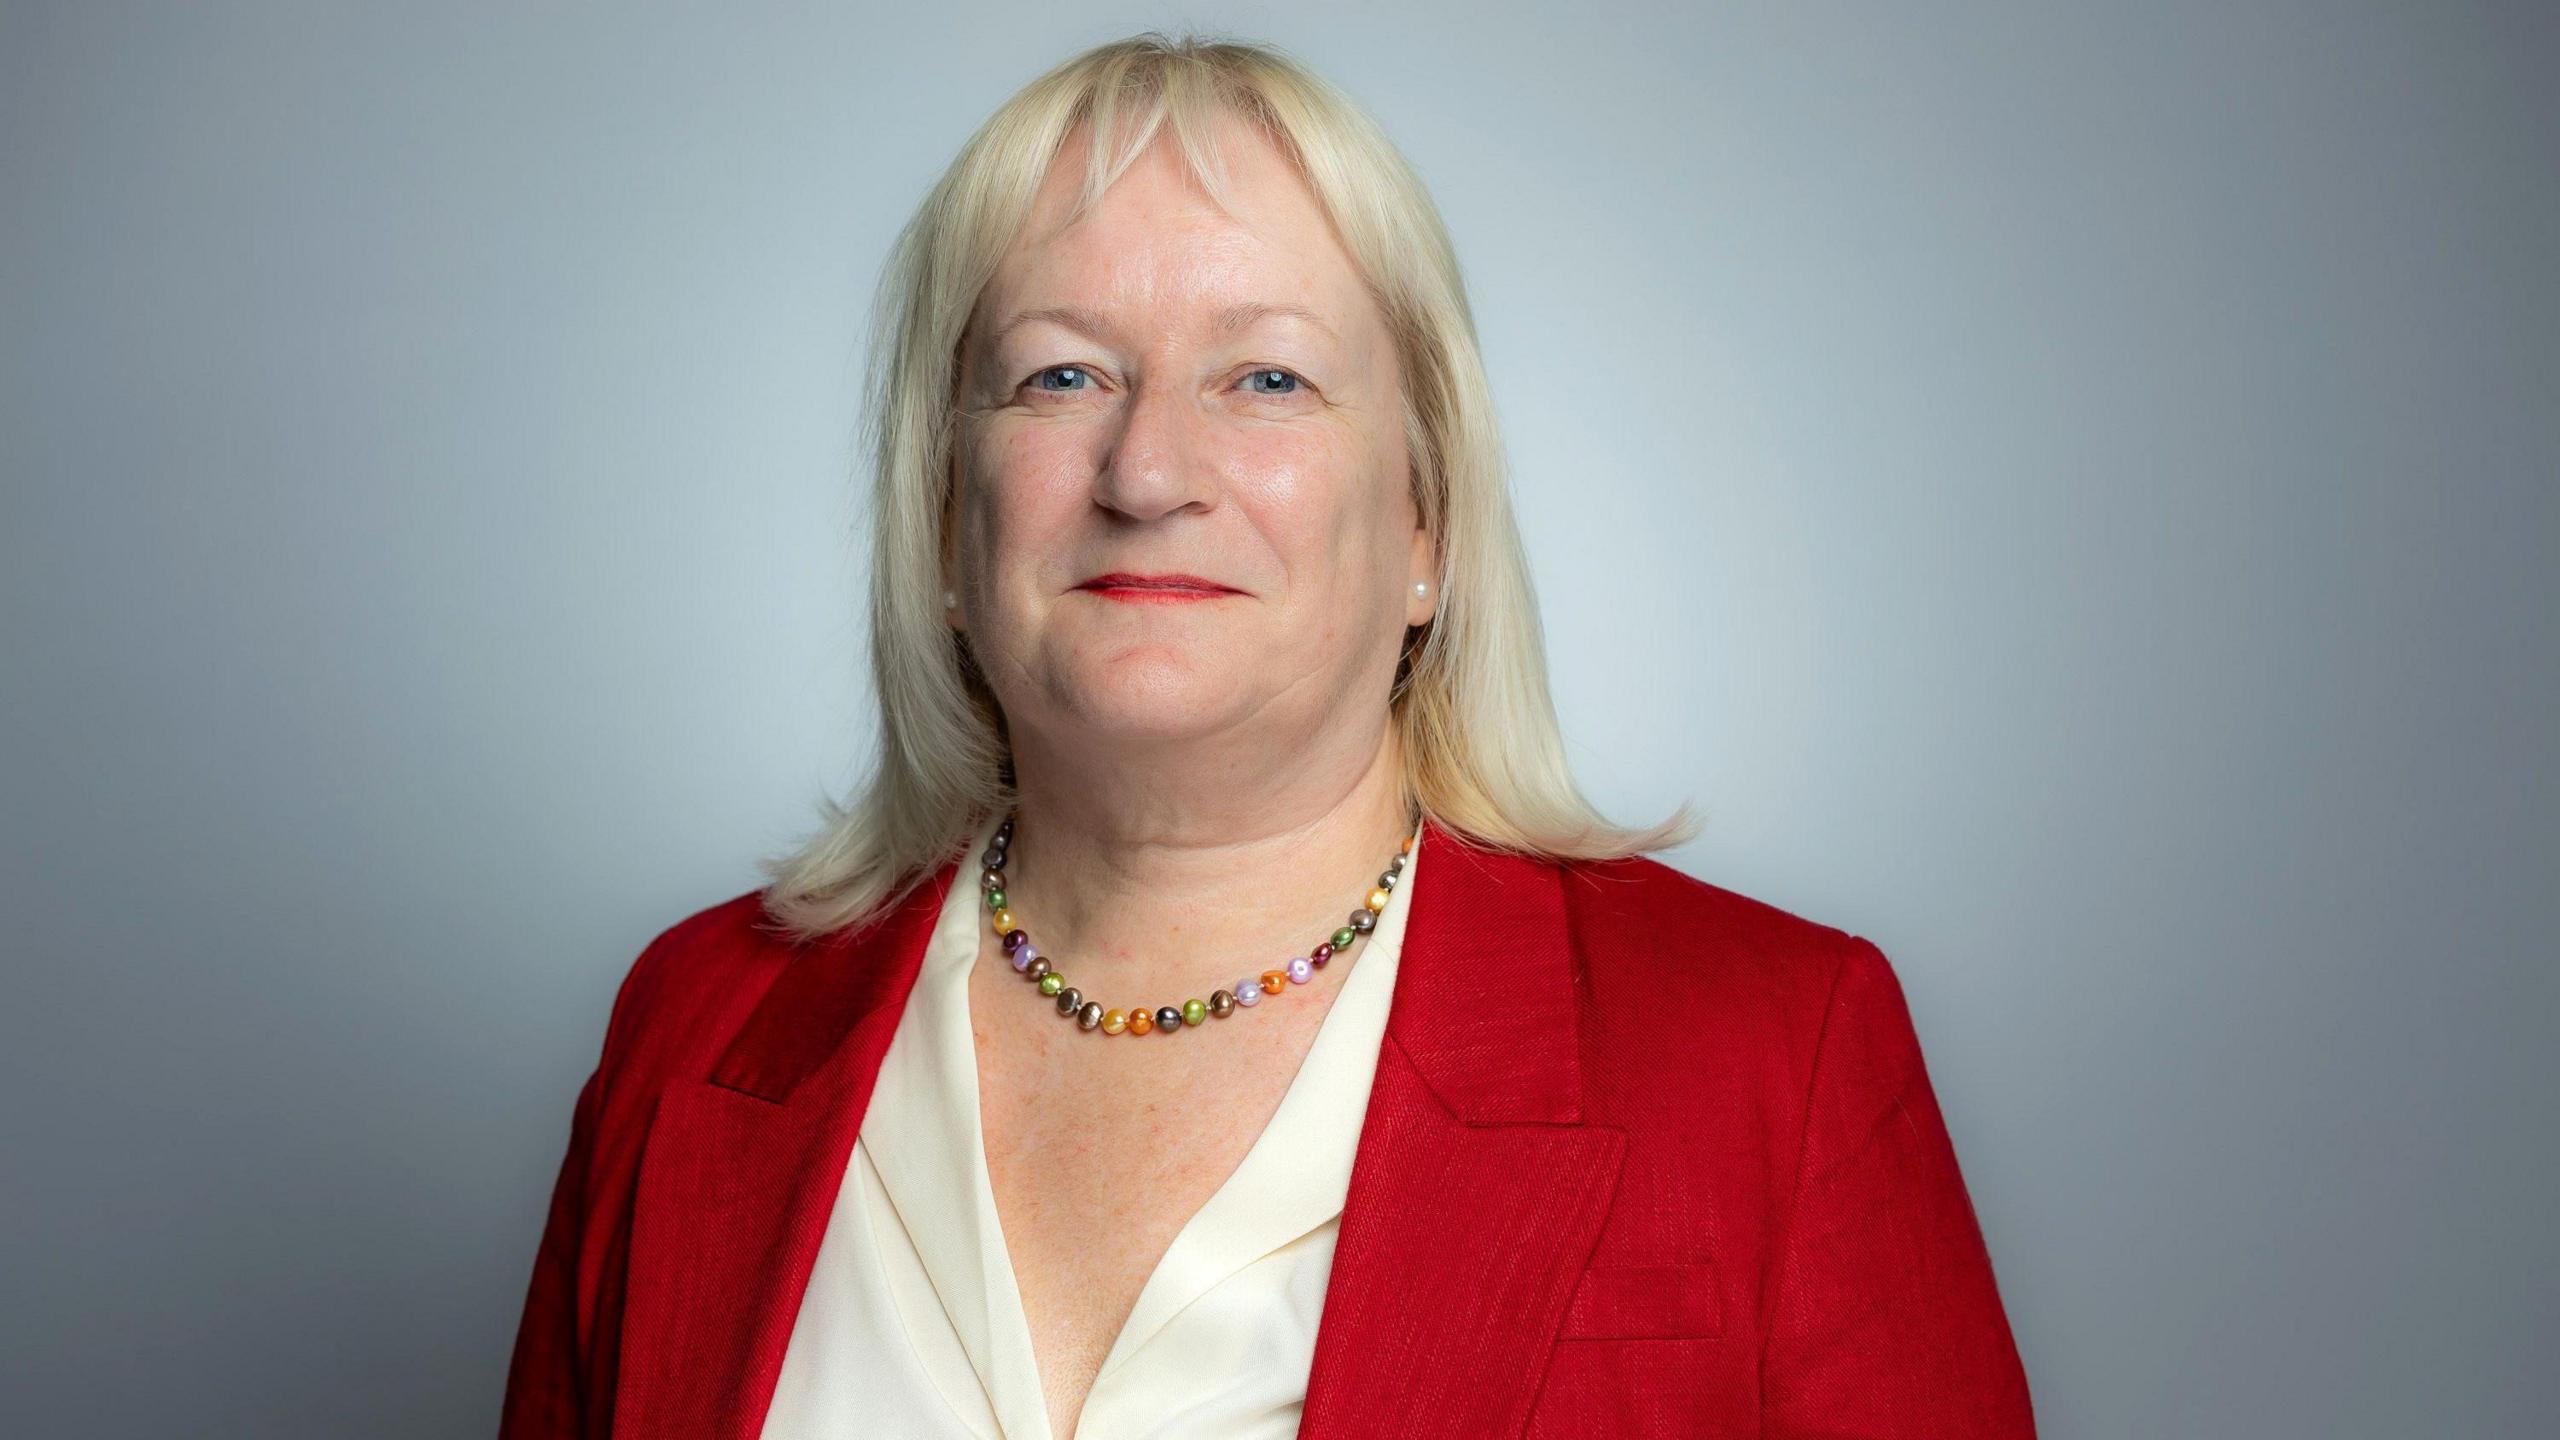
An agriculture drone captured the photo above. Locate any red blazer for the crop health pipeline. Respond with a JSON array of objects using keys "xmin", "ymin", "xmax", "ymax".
[{"xmin": 501, "ymin": 819, "xmax": 2035, "ymax": 1438}]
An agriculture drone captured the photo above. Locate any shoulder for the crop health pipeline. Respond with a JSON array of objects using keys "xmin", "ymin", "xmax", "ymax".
[
  {"xmin": 590, "ymin": 888, "xmax": 805, "ymax": 1085},
  {"xmin": 1555, "ymin": 851, "xmax": 1914, "ymax": 1085},
  {"xmin": 1558, "ymin": 849, "xmax": 1878, "ymax": 995}
]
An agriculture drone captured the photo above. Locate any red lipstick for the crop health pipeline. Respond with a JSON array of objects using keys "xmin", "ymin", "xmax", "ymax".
[{"xmin": 1075, "ymin": 572, "xmax": 1241, "ymax": 603}]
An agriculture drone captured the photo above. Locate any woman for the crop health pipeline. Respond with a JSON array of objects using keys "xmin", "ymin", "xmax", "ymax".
[{"xmin": 501, "ymin": 32, "xmax": 2033, "ymax": 1440}]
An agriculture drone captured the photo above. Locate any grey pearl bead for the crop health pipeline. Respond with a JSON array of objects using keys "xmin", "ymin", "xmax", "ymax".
[
  {"xmin": 1154, "ymin": 1006, "xmax": 1182, "ymax": 1033},
  {"xmin": 1377, "ymin": 870, "xmax": 1399, "ymax": 890},
  {"xmin": 981, "ymin": 868, "xmax": 1004, "ymax": 890},
  {"xmin": 983, "ymin": 848, "xmax": 1008, "ymax": 871},
  {"xmin": 1208, "ymin": 990, "xmax": 1235, "ymax": 1018},
  {"xmin": 1055, "ymin": 986, "xmax": 1082, "ymax": 1016},
  {"xmin": 1025, "ymin": 956, "xmax": 1051, "ymax": 980},
  {"xmin": 1388, "ymin": 853, "xmax": 1405, "ymax": 873},
  {"xmin": 1349, "ymin": 908, "xmax": 1377, "ymax": 934},
  {"xmin": 1077, "ymin": 1001, "xmax": 1104, "ymax": 1030}
]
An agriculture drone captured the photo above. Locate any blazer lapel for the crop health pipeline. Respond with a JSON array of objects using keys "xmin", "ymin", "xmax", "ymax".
[
  {"xmin": 612, "ymin": 856, "xmax": 960, "ymax": 1440},
  {"xmin": 1300, "ymin": 821, "xmax": 1629, "ymax": 1440}
]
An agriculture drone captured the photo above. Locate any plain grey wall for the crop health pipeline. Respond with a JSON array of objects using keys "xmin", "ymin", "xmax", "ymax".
[{"xmin": 4, "ymin": 3, "xmax": 2552, "ymax": 1435}]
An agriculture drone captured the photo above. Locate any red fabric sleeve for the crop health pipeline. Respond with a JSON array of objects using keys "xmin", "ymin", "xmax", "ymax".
[
  {"xmin": 1760, "ymin": 937, "xmax": 2036, "ymax": 1437},
  {"xmin": 499, "ymin": 1065, "xmax": 601, "ymax": 1439}
]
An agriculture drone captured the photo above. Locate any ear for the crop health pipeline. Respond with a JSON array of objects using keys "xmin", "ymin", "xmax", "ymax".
[{"xmin": 1405, "ymin": 517, "xmax": 1440, "ymax": 628}]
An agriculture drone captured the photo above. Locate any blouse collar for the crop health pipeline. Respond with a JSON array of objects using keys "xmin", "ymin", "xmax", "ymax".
[{"xmin": 859, "ymin": 812, "xmax": 1425, "ymax": 1439}]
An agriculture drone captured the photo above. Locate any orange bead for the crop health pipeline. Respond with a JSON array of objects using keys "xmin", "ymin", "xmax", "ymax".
[
  {"xmin": 1260, "ymin": 969, "xmax": 1289, "ymax": 994},
  {"xmin": 1128, "ymin": 1009, "xmax": 1154, "ymax": 1035},
  {"xmin": 1400, "ymin": 835, "xmax": 1413, "ymax": 855},
  {"xmin": 1102, "ymin": 1008, "xmax": 1128, "ymax": 1035},
  {"xmin": 1365, "ymin": 887, "xmax": 1389, "ymax": 913}
]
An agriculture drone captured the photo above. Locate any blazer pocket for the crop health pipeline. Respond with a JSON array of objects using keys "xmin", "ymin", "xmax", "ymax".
[{"xmin": 1556, "ymin": 1260, "xmax": 1723, "ymax": 1340}]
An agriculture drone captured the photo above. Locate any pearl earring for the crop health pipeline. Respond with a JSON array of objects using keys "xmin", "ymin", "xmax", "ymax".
[
  {"xmin": 944, "ymin": 589, "xmax": 957, "ymax": 609},
  {"xmin": 1413, "ymin": 581, "xmax": 1429, "ymax": 598}
]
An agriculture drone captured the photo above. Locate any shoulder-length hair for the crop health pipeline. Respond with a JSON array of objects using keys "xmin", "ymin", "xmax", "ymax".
[{"xmin": 758, "ymin": 30, "xmax": 1698, "ymax": 942}]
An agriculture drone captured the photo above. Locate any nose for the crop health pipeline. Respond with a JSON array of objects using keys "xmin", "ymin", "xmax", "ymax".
[{"xmin": 1092, "ymin": 373, "xmax": 1218, "ymax": 522}]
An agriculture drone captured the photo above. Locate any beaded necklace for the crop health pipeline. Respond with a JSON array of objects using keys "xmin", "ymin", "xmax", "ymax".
[{"xmin": 979, "ymin": 812, "xmax": 1419, "ymax": 1038}]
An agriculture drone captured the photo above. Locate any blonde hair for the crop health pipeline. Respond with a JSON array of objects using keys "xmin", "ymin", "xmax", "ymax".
[{"xmin": 758, "ymin": 30, "xmax": 1698, "ymax": 941}]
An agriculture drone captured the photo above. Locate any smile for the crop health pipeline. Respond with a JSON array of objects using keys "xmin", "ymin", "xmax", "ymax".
[{"xmin": 1074, "ymin": 573, "xmax": 1243, "ymax": 603}]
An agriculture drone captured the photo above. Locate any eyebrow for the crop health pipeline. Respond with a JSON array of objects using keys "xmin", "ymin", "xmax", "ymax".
[
  {"xmin": 1214, "ymin": 301, "xmax": 1338, "ymax": 340},
  {"xmin": 986, "ymin": 300, "xmax": 1339, "ymax": 352}
]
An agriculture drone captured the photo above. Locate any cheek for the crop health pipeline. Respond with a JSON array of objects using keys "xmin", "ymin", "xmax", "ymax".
[
  {"xmin": 967, "ymin": 424, "xmax": 1093, "ymax": 559},
  {"xmin": 1226, "ymin": 426, "xmax": 1391, "ymax": 559}
]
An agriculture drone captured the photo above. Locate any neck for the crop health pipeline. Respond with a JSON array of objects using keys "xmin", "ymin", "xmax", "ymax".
[{"xmin": 991, "ymin": 720, "xmax": 1416, "ymax": 999}]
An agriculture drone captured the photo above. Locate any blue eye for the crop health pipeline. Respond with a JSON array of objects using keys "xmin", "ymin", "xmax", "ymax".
[{"xmin": 1022, "ymin": 365, "xmax": 1304, "ymax": 398}]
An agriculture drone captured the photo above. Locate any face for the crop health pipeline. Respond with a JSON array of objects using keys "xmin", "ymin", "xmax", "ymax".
[{"xmin": 947, "ymin": 116, "xmax": 1435, "ymax": 758}]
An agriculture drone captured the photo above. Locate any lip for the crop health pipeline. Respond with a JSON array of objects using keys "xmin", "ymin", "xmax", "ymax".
[{"xmin": 1074, "ymin": 572, "xmax": 1242, "ymax": 603}]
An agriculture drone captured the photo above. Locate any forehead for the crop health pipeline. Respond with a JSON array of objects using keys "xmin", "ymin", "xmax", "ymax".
[{"xmin": 977, "ymin": 114, "xmax": 1376, "ymax": 338}]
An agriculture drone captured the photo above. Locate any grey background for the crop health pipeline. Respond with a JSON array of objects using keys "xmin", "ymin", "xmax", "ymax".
[{"xmin": 4, "ymin": 3, "xmax": 2552, "ymax": 1435}]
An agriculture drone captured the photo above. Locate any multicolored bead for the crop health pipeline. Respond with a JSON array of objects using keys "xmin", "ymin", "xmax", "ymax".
[{"xmin": 981, "ymin": 813, "xmax": 1420, "ymax": 1038}]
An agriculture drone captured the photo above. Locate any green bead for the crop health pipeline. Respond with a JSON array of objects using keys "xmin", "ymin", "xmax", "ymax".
[
  {"xmin": 1038, "ymin": 972, "xmax": 1064, "ymax": 995},
  {"xmin": 986, "ymin": 888, "xmax": 1005, "ymax": 910},
  {"xmin": 1182, "ymin": 998, "xmax": 1207, "ymax": 1026},
  {"xmin": 1331, "ymin": 926, "xmax": 1358, "ymax": 951}
]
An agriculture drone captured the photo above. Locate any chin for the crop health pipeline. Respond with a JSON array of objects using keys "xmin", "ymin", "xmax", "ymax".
[{"xmin": 1057, "ymin": 655, "xmax": 1244, "ymax": 740}]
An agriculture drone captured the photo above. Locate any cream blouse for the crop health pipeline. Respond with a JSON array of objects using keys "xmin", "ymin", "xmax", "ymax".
[{"xmin": 758, "ymin": 817, "xmax": 1424, "ymax": 1440}]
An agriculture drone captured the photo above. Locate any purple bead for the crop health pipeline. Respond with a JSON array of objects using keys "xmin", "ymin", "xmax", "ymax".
[
  {"xmin": 1234, "ymin": 978, "xmax": 1263, "ymax": 1006},
  {"xmin": 1309, "ymin": 941, "xmax": 1333, "ymax": 968},
  {"xmin": 1011, "ymin": 943, "xmax": 1040, "ymax": 973},
  {"xmin": 1286, "ymin": 957, "xmax": 1314, "ymax": 984},
  {"xmin": 1002, "ymin": 929, "xmax": 1026, "ymax": 952}
]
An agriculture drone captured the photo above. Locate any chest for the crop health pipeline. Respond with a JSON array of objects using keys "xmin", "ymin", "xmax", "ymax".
[{"xmin": 964, "ymin": 946, "xmax": 1340, "ymax": 1428}]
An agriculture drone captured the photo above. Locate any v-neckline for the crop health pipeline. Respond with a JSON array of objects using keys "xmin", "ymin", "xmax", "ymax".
[{"xmin": 857, "ymin": 816, "xmax": 1420, "ymax": 1440}]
